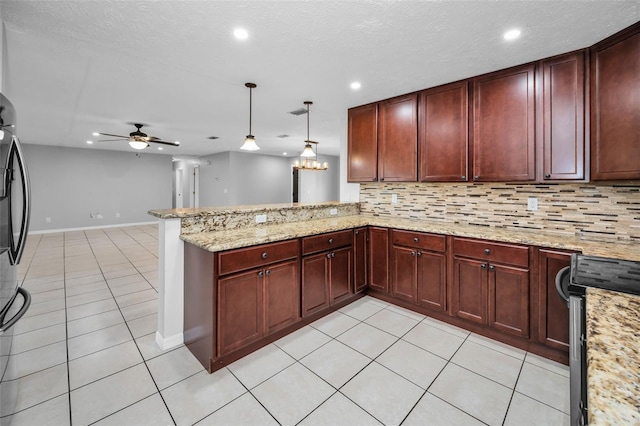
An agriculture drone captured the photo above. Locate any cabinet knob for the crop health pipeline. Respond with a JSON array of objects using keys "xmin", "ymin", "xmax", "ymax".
[
  {"xmin": 258, "ymin": 271, "xmax": 264, "ymax": 277},
  {"xmin": 328, "ymin": 238, "xmax": 334, "ymax": 244},
  {"xmin": 327, "ymin": 253, "xmax": 332, "ymax": 259},
  {"xmin": 331, "ymin": 252, "xmax": 336, "ymax": 258},
  {"xmin": 489, "ymin": 265, "xmax": 495, "ymax": 271},
  {"xmin": 461, "ymin": 176, "xmax": 466, "ymax": 180},
  {"xmin": 417, "ymin": 251, "xmax": 422, "ymax": 257},
  {"xmin": 413, "ymin": 237, "xmax": 419, "ymax": 243},
  {"xmin": 544, "ymin": 173, "xmax": 551, "ymax": 179},
  {"xmin": 474, "ymin": 176, "xmax": 479, "ymax": 181},
  {"xmin": 484, "ymin": 248, "xmax": 491, "ymax": 255},
  {"xmin": 266, "ymin": 269, "xmax": 271, "ymax": 276},
  {"xmin": 411, "ymin": 251, "xmax": 416, "ymax": 256},
  {"xmin": 261, "ymin": 252, "xmax": 268, "ymax": 259},
  {"xmin": 481, "ymin": 263, "xmax": 487, "ymax": 269},
  {"xmin": 355, "ymin": 230, "xmax": 359, "ymax": 235}
]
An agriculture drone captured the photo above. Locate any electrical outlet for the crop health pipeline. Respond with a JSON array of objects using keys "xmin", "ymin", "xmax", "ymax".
[
  {"xmin": 527, "ymin": 197, "xmax": 538, "ymax": 211},
  {"xmin": 45, "ymin": 217, "xmax": 51, "ymax": 223},
  {"xmin": 391, "ymin": 194, "xmax": 398, "ymax": 204},
  {"xmin": 255, "ymin": 214, "xmax": 267, "ymax": 223},
  {"xmin": 330, "ymin": 208, "xmax": 338, "ymax": 215}
]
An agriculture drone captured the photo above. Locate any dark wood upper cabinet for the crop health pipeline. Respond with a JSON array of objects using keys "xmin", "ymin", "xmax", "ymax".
[
  {"xmin": 471, "ymin": 64, "xmax": 536, "ymax": 182},
  {"xmin": 539, "ymin": 51, "xmax": 586, "ymax": 181},
  {"xmin": 378, "ymin": 94, "xmax": 418, "ymax": 182},
  {"xmin": 347, "ymin": 103, "xmax": 378, "ymax": 182},
  {"xmin": 419, "ymin": 81, "xmax": 469, "ymax": 182},
  {"xmin": 590, "ymin": 22, "xmax": 640, "ymax": 180}
]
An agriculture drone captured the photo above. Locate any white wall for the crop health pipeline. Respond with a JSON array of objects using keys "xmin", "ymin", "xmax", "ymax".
[
  {"xmin": 338, "ymin": 109, "xmax": 360, "ymax": 202},
  {"xmin": 198, "ymin": 152, "xmax": 231, "ymax": 207},
  {"xmin": 23, "ymin": 144, "xmax": 172, "ymax": 232}
]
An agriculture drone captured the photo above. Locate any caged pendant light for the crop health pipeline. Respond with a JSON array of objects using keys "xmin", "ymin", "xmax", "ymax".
[
  {"xmin": 293, "ymin": 101, "xmax": 328, "ymax": 171},
  {"xmin": 240, "ymin": 82, "xmax": 260, "ymax": 151}
]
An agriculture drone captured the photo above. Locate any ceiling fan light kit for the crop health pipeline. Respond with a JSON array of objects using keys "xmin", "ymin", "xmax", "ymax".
[
  {"xmin": 240, "ymin": 82, "xmax": 260, "ymax": 151},
  {"xmin": 96, "ymin": 123, "xmax": 179, "ymax": 150},
  {"xmin": 293, "ymin": 101, "xmax": 328, "ymax": 171}
]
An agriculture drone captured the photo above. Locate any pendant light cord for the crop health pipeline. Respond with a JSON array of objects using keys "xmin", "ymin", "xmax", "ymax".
[{"xmin": 249, "ymin": 86, "xmax": 252, "ymax": 135}]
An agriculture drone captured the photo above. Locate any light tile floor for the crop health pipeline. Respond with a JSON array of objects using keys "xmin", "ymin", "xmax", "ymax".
[{"xmin": 0, "ymin": 225, "xmax": 570, "ymax": 425}]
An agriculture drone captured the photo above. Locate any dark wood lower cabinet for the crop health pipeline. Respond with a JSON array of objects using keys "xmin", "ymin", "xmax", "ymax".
[
  {"xmin": 265, "ymin": 260, "xmax": 300, "ymax": 335},
  {"xmin": 353, "ymin": 228, "xmax": 368, "ymax": 293},
  {"xmin": 330, "ymin": 247, "xmax": 352, "ymax": 303},
  {"xmin": 391, "ymin": 246, "xmax": 417, "ymax": 302},
  {"xmin": 417, "ymin": 251, "xmax": 446, "ymax": 312},
  {"xmin": 488, "ymin": 263, "xmax": 530, "ymax": 338},
  {"xmin": 452, "ymin": 257, "xmax": 488, "ymax": 325},
  {"xmin": 537, "ymin": 249, "xmax": 572, "ymax": 350},
  {"xmin": 302, "ymin": 253, "xmax": 330, "ymax": 316},
  {"xmin": 368, "ymin": 227, "xmax": 389, "ymax": 293}
]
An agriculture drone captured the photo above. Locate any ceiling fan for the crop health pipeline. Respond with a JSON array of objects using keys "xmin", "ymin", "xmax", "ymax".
[{"xmin": 96, "ymin": 123, "xmax": 180, "ymax": 150}]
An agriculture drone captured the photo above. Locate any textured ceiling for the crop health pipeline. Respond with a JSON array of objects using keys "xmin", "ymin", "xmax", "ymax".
[{"xmin": 1, "ymin": 1, "xmax": 638, "ymax": 158}]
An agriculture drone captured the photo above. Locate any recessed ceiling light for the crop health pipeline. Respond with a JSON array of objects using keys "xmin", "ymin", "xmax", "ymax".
[
  {"xmin": 158, "ymin": 147, "xmax": 163, "ymax": 151},
  {"xmin": 233, "ymin": 28, "xmax": 249, "ymax": 40},
  {"xmin": 86, "ymin": 140, "xmax": 93, "ymax": 144},
  {"xmin": 350, "ymin": 81, "xmax": 361, "ymax": 90},
  {"xmin": 92, "ymin": 132, "xmax": 99, "ymax": 136},
  {"xmin": 503, "ymin": 29, "xmax": 521, "ymax": 41},
  {"xmin": 283, "ymin": 152, "xmax": 287, "ymax": 156}
]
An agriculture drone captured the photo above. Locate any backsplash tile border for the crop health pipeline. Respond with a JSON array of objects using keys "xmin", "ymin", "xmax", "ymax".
[{"xmin": 360, "ymin": 183, "xmax": 640, "ymax": 243}]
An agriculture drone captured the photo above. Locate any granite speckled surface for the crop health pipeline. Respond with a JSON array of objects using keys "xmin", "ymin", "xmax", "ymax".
[
  {"xmin": 179, "ymin": 213, "xmax": 639, "ymax": 261},
  {"xmin": 586, "ymin": 287, "xmax": 640, "ymax": 426}
]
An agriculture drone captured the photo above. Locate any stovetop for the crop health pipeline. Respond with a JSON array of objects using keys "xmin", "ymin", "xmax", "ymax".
[{"xmin": 570, "ymin": 254, "xmax": 640, "ymax": 297}]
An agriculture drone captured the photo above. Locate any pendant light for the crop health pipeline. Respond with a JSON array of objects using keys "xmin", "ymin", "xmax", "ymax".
[
  {"xmin": 293, "ymin": 101, "xmax": 328, "ymax": 171},
  {"xmin": 240, "ymin": 82, "xmax": 260, "ymax": 151}
]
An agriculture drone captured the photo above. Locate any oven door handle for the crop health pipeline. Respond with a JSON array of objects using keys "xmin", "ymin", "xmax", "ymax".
[
  {"xmin": 0, "ymin": 287, "xmax": 31, "ymax": 335},
  {"xmin": 555, "ymin": 266, "xmax": 570, "ymax": 306}
]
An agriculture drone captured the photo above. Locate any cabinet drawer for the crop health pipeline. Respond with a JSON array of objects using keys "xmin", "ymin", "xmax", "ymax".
[
  {"xmin": 218, "ymin": 239, "xmax": 299, "ymax": 276},
  {"xmin": 391, "ymin": 229, "xmax": 445, "ymax": 252},
  {"xmin": 452, "ymin": 237, "xmax": 529, "ymax": 267},
  {"xmin": 302, "ymin": 230, "xmax": 353, "ymax": 255}
]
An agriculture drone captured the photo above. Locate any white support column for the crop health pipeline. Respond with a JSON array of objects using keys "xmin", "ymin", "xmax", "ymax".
[{"xmin": 155, "ymin": 218, "xmax": 184, "ymax": 350}]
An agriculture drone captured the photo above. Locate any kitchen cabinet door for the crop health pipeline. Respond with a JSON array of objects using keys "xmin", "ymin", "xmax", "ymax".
[
  {"xmin": 302, "ymin": 253, "xmax": 330, "ymax": 317},
  {"xmin": 348, "ymin": 103, "xmax": 378, "ymax": 182},
  {"xmin": 591, "ymin": 23, "xmax": 640, "ymax": 180},
  {"xmin": 537, "ymin": 249, "xmax": 571, "ymax": 351},
  {"xmin": 378, "ymin": 94, "xmax": 418, "ymax": 182},
  {"xmin": 539, "ymin": 51, "xmax": 586, "ymax": 181},
  {"xmin": 452, "ymin": 257, "xmax": 487, "ymax": 325},
  {"xmin": 354, "ymin": 228, "xmax": 368, "ymax": 293},
  {"xmin": 390, "ymin": 245, "xmax": 417, "ymax": 303},
  {"xmin": 417, "ymin": 251, "xmax": 447, "ymax": 312},
  {"xmin": 264, "ymin": 260, "xmax": 300, "ymax": 335},
  {"xmin": 368, "ymin": 227, "xmax": 389, "ymax": 293},
  {"xmin": 419, "ymin": 81, "xmax": 469, "ymax": 182},
  {"xmin": 218, "ymin": 269, "xmax": 264, "ymax": 356},
  {"xmin": 472, "ymin": 64, "xmax": 536, "ymax": 182},
  {"xmin": 329, "ymin": 247, "xmax": 353, "ymax": 303},
  {"xmin": 488, "ymin": 264, "xmax": 530, "ymax": 338}
]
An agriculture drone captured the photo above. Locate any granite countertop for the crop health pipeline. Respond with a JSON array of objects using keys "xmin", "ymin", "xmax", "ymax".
[
  {"xmin": 148, "ymin": 201, "xmax": 356, "ymax": 219},
  {"xmin": 179, "ymin": 214, "xmax": 639, "ymax": 261},
  {"xmin": 586, "ymin": 287, "xmax": 640, "ymax": 425}
]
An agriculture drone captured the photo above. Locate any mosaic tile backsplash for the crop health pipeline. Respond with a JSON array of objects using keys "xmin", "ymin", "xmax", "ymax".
[{"xmin": 360, "ymin": 183, "xmax": 640, "ymax": 243}]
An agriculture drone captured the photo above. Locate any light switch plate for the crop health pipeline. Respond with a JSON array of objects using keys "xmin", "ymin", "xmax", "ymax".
[
  {"xmin": 330, "ymin": 208, "xmax": 338, "ymax": 215},
  {"xmin": 527, "ymin": 197, "xmax": 538, "ymax": 211},
  {"xmin": 391, "ymin": 194, "xmax": 398, "ymax": 204},
  {"xmin": 255, "ymin": 214, "xmax": 267, "ymax": 223}
]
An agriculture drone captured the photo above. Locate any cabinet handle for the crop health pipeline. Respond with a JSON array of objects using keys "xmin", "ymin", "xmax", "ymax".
[
  {"xmin": 417, "ymin": 251, "xmax": 422, "ymax": 257},
  {"xmin": 411, "ymin": 251, "xmax": 416, "ymax": 256},
  {"xmin": 489, "ymin": 265, "xmax": 495, "ymax": 271},
  {"xmin": 484, "ymin": 248, "xmax": 491, "ymax": 255},
  {"xmin": 355, "ymin": 230, "xmax": 359, "ymax": 235},
  {"xmin": 544, "ymin": 173, "xmax": 551, "ymax": 179},
  {"xmin": 266, "ymin": 269, "xmax": 271, "ymax": 276},
  {"xmin": 481, "ymin": 263, "xmax": 487, "ymax": 269},
  {"xmin": 461, "ymin": 175, "xmax": 466, "ymax": 180},
  {"xmin": 331, "ymin": 252, "xmax": 336, "ymax": 258},
  {"xmin": 328, "ymin": 238, "xmax": 334, "ymax": 244},
  {"xmin": 261, "ymin": 252, "xmax": 268, "ymax": 259},
  {"xmin": 474, "ymin": 176, "xmax": 479, "ymax": 181},
  {"xmin": 258, "ymin": 271, "xmax": 264, "ymax": 277},
  {"xmin": 413, "ymin": 237, "xmax": 419, "ymax": 243}
]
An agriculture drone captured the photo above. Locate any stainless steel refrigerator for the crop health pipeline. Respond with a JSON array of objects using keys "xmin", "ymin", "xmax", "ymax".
[{"xmin": 0, "ymin": 92, "xmax": 32, "ymax": 419}]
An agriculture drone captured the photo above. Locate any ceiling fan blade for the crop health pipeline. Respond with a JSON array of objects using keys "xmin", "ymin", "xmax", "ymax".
[
  {"xmin": 98, "ymin": 132, "xmax": 129, "ymax": 138},
  {"xmin": 96, "ymin": 139, "xmax": 126, "ymax": 142},
  {"xmin": 148, "ymin": 139, "xmax": 180, "ymax": 147}
]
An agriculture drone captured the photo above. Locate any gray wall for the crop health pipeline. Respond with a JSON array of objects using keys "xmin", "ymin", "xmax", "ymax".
[
  {"xmin": 298, "ymin": 155, "xmax": 339, "ymax": 203},
  {"xmin": 198, "ymin": 151, "xmax": 340, "ymax": 207},
  {"xmin": 23, "ymin": 144, "xmax": 172, "ymax": 232}
]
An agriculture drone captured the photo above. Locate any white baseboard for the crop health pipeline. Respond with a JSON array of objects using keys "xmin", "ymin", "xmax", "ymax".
[
  {"xmin": 155, "ymin": 330, "xmax": 184, "ymax": 351},
  {"xmin": 29, "ymin": 220, "xmax": 159, "ymax": 235}
]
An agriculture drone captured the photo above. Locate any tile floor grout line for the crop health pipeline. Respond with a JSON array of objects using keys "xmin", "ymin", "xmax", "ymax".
[
  {"xmin": 501, "ymin": 358, "xmax": 527, "ymax": 426},
  {"xmin": 225, "ymin": 367, "xmax": 283, "ymax": 426}
]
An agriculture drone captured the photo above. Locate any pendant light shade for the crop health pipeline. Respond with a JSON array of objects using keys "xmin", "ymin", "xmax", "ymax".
[
  {"xmin": 240, "ymin": 82, "xmax": 260, "ymax": 151},
  {"xmin": 293, "ymin": 101, "xmax": 327, "ymax": 171}
]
